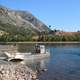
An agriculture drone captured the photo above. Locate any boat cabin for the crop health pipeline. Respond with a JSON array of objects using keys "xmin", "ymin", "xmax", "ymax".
[{"xmin": 34, "ymin": 44, "xmax": 46, "ymax": 54}]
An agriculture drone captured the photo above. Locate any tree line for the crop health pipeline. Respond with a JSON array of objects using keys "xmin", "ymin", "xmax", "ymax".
[
  {"xmin": 0, "ymin": 21, "xmax": 80, "ymax": 42},
  {"xmin": 0, "ymin": 21, "xmax": 32, "ymax": 42}
]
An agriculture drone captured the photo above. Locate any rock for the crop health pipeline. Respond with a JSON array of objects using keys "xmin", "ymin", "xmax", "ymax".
[{"xmin": 41, "ymin": 68, "xmax": 48, "ymax": 72}]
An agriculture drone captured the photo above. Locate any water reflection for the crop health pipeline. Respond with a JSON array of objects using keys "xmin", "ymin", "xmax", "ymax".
[{"xmin": 20, "ymin": 57, "xmax": 50, "ymax": 71}]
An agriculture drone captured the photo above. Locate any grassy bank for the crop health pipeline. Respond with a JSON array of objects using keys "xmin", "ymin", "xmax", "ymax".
[{"xmin": 0, "ymin": 41, "xmax": 80, "ymax": 44}]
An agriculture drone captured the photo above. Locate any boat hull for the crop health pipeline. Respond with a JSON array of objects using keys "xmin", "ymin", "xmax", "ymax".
[
  {"xmin": 25, "ymin": 53, "xmax": 50, "ymax": 60},
  {"xmin": 7, "ymin": 53, "xmax": 50, "ymax": 61}
]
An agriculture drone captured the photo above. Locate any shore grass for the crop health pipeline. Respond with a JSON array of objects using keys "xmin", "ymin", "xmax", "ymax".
[{"xmin": 0, "ymin": 41, "xmax": 80, "ymax": 44}]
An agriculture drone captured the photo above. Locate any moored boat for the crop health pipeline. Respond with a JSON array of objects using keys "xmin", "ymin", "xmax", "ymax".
[{"xmin": 3, "ymin": 44, "xmax": 50, "ymax": 61}]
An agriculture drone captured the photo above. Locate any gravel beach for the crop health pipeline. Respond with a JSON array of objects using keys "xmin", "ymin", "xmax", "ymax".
[{"xmin": 0, "ymin": 64, "xmax": 37, "ymax": 80}]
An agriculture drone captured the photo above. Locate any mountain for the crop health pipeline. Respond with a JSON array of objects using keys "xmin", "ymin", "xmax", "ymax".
[{"xmin": 0, "ymin": 5, "xmax": 50, "ymax": 35}]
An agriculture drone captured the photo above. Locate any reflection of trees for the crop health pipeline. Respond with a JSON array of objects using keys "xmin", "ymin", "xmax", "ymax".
[
  {"xmin": 35, "ymin": 62, "xmax": 41, "ymax": 70},
  {"xmin": 34, "ymin": 60, "xmax": 45, "ymax": 71},
  {"xmin": 18, "ymin": 44, "xmax": 34, "ymax": 52},
  {"xmin": 40, "ymin": 60, "xmax": 45, "ymax": 69}
]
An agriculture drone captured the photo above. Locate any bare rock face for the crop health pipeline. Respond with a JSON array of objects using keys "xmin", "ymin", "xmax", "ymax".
[
  {"xmin": 0, "ymin": 5, "xmax": 50, "ymax": 34},
  {"xmin": 0, "ymin": 64, "xmax": 37, "ymax": 80}
]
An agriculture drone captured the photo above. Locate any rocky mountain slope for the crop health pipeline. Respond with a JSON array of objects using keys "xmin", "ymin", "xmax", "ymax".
[{"xmin": 0, "ymin": 5, "xmax": 50, "ymax": 35}]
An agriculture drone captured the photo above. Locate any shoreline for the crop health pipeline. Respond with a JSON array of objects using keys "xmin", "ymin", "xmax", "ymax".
[{"xmin": 0, "ymin": 41, "xmax": 80, "ymax": 44}]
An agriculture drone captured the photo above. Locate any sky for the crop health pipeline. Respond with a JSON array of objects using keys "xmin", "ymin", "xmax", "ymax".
[{"xmin": 0, "ymin": 0, "xmax": 80, "ymax": 32}]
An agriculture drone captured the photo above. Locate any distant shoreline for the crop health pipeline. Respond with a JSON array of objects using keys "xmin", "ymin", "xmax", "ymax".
[{"xmin": 0, "ymin": 42, "xmax": 80, "ymax": 44}]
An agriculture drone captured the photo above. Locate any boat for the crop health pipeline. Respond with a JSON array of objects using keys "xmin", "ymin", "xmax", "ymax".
[{"xmin": 3, "ymin": 45, "xmax": 50, "ymax": 61}]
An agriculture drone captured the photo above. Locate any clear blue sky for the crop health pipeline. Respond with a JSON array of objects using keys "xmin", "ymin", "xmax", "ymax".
[{"xmin": 0, "ymin": 0, "xmax": 80, "ymax": 32}]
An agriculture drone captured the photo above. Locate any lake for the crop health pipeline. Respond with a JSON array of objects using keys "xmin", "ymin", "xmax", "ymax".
[
  {"xmin": 0, "ymin": 43, "xmax": 80, "ymax": 80},
  {"xmin": 38, "ymin": 43, "xmax": 80, "ymax": 80}
]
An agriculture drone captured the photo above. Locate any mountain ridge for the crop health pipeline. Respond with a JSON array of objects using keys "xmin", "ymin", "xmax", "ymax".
[{"xmin": 0, "ymin": 5, "xmax": 50, "ymax": 34}]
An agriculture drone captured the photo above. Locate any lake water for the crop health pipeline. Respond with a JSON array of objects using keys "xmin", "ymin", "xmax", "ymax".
[
  {"xmin": 38, "ymin": 43, "xmax": 80, "ymax": 80},
  {"xmin": 16, "ymin": 43, "xmax": 80, "ymax": 80},
  {"xmin": 0, "ymin": 43, "xmax": 80, "ymax": 80}
]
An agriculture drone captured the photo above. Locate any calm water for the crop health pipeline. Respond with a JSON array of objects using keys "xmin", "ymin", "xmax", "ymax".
[
  {"xmin": 17, "ymin": 43, "xmax": 80, "ymax": 80},
  {"xmin": 1, "ymin": 43, "xmax": 80, "ymax": 80},
  {"xmin": 38, "ymin": 44, "xmax": 80, "ymax": 80}
]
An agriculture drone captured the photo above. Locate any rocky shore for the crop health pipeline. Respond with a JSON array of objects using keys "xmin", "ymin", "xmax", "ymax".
[{"xmin": 0, "ymin": 64, "xmax": 37, "ymax": 80}]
